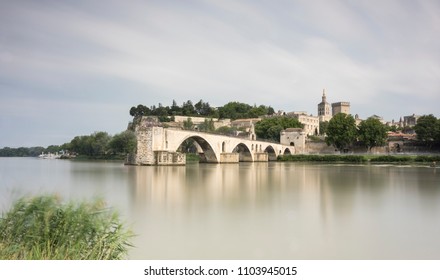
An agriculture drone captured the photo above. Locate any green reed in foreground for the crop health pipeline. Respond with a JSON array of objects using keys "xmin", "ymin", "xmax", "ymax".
[{"xmin": 0, "ymin": 195, "xmax": 133, "ymax": 260}]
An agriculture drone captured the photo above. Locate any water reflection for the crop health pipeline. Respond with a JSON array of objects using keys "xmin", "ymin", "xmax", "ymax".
[
  {"xmin": 125, "ymin": 162, "xmax": 440, "ymax": 259},
  {"xmin": 0, "ymin": 158, "xmax": 439, "ymax": 259}
]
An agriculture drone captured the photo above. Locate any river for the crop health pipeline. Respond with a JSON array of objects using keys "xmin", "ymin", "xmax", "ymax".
[{"xmin": 0, "ymin": 157, "xmax": 439, "ymax": 259}]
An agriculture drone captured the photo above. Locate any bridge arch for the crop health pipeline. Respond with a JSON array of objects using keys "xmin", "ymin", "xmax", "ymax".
[
  {"xmin": 232, "ymin": 143, "xmax": 253, "ymax": 162},
  {"xmin": 177, "ymin": 135, "xmax": 218, "ymax": 163},
  {"xmin": 283, "ymin": 147, "xmax": 292, "ymax": 155},
  {"xmin": 264, "ymin": 145, "xmax": 277, "ymax": 161}
]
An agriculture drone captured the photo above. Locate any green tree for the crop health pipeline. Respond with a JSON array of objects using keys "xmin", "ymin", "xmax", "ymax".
[
  {"xmin": 69, "ymin": 132, "xmax": 111, "ymax": 157},
  {"xmin": 108, "ymin": 130, "xmax": 137, "ymax": 155},
  {"xmin": 182, "ymin": 100, "xmax": 196, "ymax": 116},
  {"xmin": 183, "ymin": 117, "xmax": 194, "ymax": 130},
  {"xmin": 319, "ymin": 121, "xmax": 329, "ymax": 135},
  {"xmin": 198, "ymin": 118, "xmax": 215, "ymax": 132},
  {"xmin": 218, "ymin": 102, "xmax": 252, "ymax": 120},
  {"xmin": 437, "ymin": 119, "xmax": 440, "ymax": 143},
  {"xmin": 358, "ymin": 117, "xmax": 388, "ymax": 151},
  {"xmin": 255, "ymin": 116, "xmax": 303, "ymax": 142},
  {"xmin": 325, "ymin": 113, "xmax": 357, "ymax": 151},
  {"xmin": 169, "ymin": 99, "xmax": 182, "ymax": 116},
  {"xmin": 414, "ymin": 114, "xmax": 438, "ymax": 144}
]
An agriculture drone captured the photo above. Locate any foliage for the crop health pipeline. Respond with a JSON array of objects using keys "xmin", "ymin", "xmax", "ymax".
[
  {"xmin": 278, "ymin": 154, "xmax": 367, "ymax": 163},
  {"xmin": 358, "ymin": 117, "xmax": 388, "ymax": 151},
  {"xmin": 0, "ymin": 146, "xmax": 45, "ymax": 157},
  {"xmin": 108, "ymin": 130, "xmax": 137, "ymax": 155},
  {"xmin": 325, "ymin": 113, "xmax": 357, "ymax": 151},
  {"xmin": 129, "ymin": 99, "xmax": 219, "ymax": 119},
  {"xmin": 369, "ymin": 155, "xmax": 413, "ymax": 163},
  {"xmin": 0, "ymin": 195, "xmax": 132, "ymax": 260},
  {"xmin": 70, "ymin": 131, "xmax": 111, "ymax": 157},
  {"xmin": 183, "ymin": 117, "xmax": 194, "ymax": 130},
  {"xmin": 129, "ymin": 100, "xmax": 273, "ymax": 121},
  {"xmin": 185, "ymin": 153, "xmax": 200, "ymax": 162},
  {"xmin": 319, "ymin": 121, "xmax": 329, "ymax": 135},
  {"xmin": 278, "ymin": 154, "xmax": 440, "ymax": 164},
  {"xmin": 215, "ymin": 126, "xmax": 240, "ymax": 136},
  {"xmin": 255, "ymin": 116, "xmax": 303, "ymax": 142},
  {"xmin": 414, "ymin": 115, "xmax": 440, "ymax": 144},
  {"xmin": 414, "ymin": 155, "xmax": 440, "ymax": 162},
  {"xmin": 197, "ymin": 119, "xmax": 215, "ymax": 132},
  {"xmin": 177, "ymin": 138, "xmax": 197, "ymax": 153},
  {"xmin": 218, "ymin": 102, "xmax": 274, "ymax": 120}
]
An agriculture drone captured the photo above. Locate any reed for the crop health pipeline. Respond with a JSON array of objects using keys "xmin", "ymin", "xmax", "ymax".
[{"xmin": 0, "ymin": 195, "xmax": 133, "ymax": 260}]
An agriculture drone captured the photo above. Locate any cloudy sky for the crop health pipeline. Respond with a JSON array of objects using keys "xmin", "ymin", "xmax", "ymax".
[{"xmin": 1, "ymin": 0, "xmax": 439, "ymax": 147}]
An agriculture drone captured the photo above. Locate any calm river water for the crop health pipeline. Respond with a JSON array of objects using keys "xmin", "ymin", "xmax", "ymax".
[{"xmin": 1, "ymin": 157, "xmax": 439, "ymax": 259}]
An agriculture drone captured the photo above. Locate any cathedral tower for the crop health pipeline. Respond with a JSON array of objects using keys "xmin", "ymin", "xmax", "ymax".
[{"xmin": 317, "ymin": 89, "xmax": 331, "ymax": 122}]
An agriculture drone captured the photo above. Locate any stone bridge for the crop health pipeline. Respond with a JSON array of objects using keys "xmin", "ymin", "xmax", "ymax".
[{"xmin": 126, "ymin": 117, "xmax": 296, "ymax": 165}]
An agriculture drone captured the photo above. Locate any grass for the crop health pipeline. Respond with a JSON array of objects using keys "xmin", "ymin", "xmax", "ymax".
[{"xmin": 0, "ymin": 195, "xmax": 133, "ymax": 260}]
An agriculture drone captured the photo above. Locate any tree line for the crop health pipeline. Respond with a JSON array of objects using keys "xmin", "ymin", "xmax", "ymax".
[
  {"xmin": 129, "ymin": 100, "xmax": 275, "ymax": 120},
  {"xmin": 0, "ymin": 130, "xmax": 136, "ymax": 158},
  {"xmin": 323, "ymin": 113, "xmax": 440, "ymax": 152}
]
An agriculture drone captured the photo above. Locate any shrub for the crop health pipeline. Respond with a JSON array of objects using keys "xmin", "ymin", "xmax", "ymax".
[
  {"xmin": 0, "ymin": 195, "xmax": 132, "ymax": 260},
  {"xmin": 369, "ymin": 155, "xmax": 412, "ymax": 163},
  {"xmin": 414, "ymin": 155, "xmax": 440, "ymax": 163},
  {"xmin": 278, "ymin": 155, "xmax": 366, "ymax": 163}
]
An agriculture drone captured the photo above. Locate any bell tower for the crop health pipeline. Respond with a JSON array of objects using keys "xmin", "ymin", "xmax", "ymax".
[{"xmin": 318, "ymin": 89, "xmax": 331, "ymax": 122}]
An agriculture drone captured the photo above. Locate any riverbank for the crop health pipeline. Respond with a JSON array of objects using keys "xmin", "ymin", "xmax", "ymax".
[{"xmin": 278, "ymin": 154, "xmax": 440, "ymax": 164}]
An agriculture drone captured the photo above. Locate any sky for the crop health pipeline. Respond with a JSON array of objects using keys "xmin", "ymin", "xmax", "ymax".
[{"xmin": 1, "ymin": 0, "xmax": 439, "ymax": 147}]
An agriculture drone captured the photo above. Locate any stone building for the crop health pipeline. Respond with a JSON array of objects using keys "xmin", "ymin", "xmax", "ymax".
[
  {"xmin": 317, "ymin": 89, "xmax": 332, "ymax": 122},
  {"xmin": 280, "ymin": 128, "xmax": 306, "ymax": 154},
  {"xmin": 172, "ymin": 115, "xmax": 231, "ymax": 130},
  {"xmin": 332, "ymin": 102, "xmax": 350, "ymax": 116},
  {"xmin": 286, "ymin": 111, "xmax": 320, "ymax": 135},
  {"xmin": 403, "ymin": 114, "xmax": 421, "ymax": 127}
]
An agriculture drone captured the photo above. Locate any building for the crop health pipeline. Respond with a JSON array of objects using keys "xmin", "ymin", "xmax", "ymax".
[
  {"xmin": 286, "ymin": 111, "xmax": 320, "ymax": 135},
  {"xmin": 280, "ymin": 128, "xmax": 306, "ymax": 153},
  {"xmin": 332, "ymin": 102, "xmax": 350, "ymax": 116},
  {"xmin": 403, "ymin": 114, "xmax": 421, "ymax": 127},
  {"xmin": 172, "ymin": 115, "xmax": 231, "ymax": 130},
  {"xmin": 317, "ymin": 89, "xmax": 332, "ymax": 122}
]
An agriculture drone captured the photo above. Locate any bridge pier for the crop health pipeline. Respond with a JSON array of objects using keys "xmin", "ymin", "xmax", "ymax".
[
  {"xmin": 253, "ymin": 152, "xmax": 269, "ymax": 162},
  {"xmin": 220, "ymin": 152, "xmax": 239, "ymax": 163}
]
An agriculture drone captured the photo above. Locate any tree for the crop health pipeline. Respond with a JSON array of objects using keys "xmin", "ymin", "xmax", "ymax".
[
  {"xmin": 198, "ymin": 118, "xmax": 215, "ymax": 132},
  {"xmin": 69, "ymin": 132, "xmax": 111, "ymax": 157},
  {"xmin": 414, "ymin": 114, "xmax": 438, "ymax": 143},
  {"xmin": 358, "ymin": 117, "xmax": 388, "ymax": 151},
  {"xmin": 319, "ymin": 121, "xmax": 329, "ymax": 135},
  {"xmin": 218, "ymin": 102, "xmax": 252, "ymax": 120},
  {"xmin": 182, "ymin": 100, "xmax": 196, "ymax": 116},
  {"xmin": 169, "ymin": 99, "xmax": 182, "ymax": 116},
  {"xmin": 255, "ymin": 116, "xmax": 303, "ymax": 142},
  {"xmin": 183, "ymin": 117, "xmax": 194, "ymax": 130},
  {"xmin": 325, "ymin": 113, "xmax": 357, "ymax": 151},
  {"xmin": 108, "ymin": 130, "xmax": 137, "ymax": 154}
]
